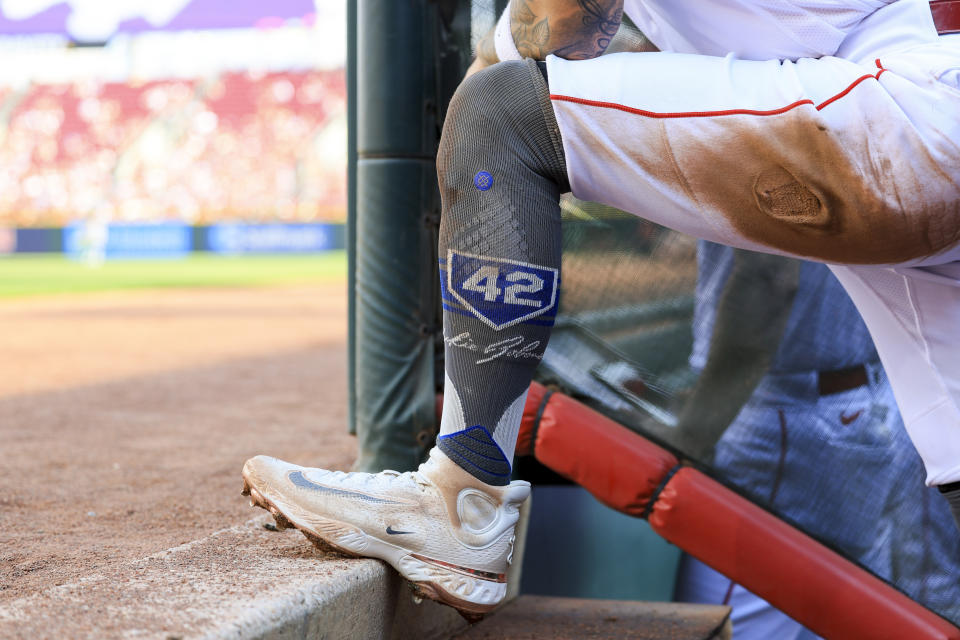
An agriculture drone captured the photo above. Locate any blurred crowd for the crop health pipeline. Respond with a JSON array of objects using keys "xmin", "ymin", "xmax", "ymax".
[{"xmin": 0, "ymin": 68, "xmax": 346, "ymax": 227}]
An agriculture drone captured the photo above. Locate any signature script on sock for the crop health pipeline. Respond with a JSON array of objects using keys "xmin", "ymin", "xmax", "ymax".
[{"xmin": 443, "ymin": 332, "xmax": 543, "ymax": 365}]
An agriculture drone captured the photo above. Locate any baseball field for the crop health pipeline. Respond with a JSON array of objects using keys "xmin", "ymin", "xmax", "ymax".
[
  {"xmin": 0, "ymin": 253, "xmax": 347, "ymax": 297},
  {"xmin": 0, "ymin": 253, "xmax": 357, "ymax": 632}
]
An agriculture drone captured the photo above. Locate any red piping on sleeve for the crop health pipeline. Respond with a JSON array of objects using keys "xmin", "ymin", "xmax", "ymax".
[{"xmin": 549, "ymin": 60, "xmax": 887, "ymax": 119}]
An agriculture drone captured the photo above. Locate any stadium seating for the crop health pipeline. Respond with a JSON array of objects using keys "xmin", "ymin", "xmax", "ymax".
[{"xmin": 0, "ymin": 70, "xmax": 346, "ymax": 227}]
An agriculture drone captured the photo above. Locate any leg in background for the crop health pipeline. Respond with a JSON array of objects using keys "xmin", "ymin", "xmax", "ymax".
[
  {"xmin": 675, "ymin": 554, "xmax": 821, "ymax": 640},
  {"xmin": 829, "ymin": 263, "xmax": 960, "ymax": 529}
]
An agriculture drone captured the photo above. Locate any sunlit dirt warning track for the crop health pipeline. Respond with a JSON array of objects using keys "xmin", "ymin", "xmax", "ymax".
[{"xmin": 0, "ymin": 284, "xmax": 354, "ymax": 605}]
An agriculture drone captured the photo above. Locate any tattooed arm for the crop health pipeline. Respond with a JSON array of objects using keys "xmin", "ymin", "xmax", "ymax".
[
  {"xmin": 466, "ymin": 3, "xmax": 643, "ymax": 78},
  {"xmin": 511, "ymin": 0, "xmax": 624, "ymax": 60}
]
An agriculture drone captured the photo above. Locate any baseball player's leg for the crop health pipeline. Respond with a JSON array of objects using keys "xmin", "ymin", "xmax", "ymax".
[
  {"xmin": 435, "ymin": 58, "xmax": 567, "ymax": 482},
  {"xmin": 675, "ymin": 554, "xmax": 821, "ymax": 640},
  {"xmin": 882, "ymin": 395, "xmax": 960, "ymax": 620},
  {"xmin": 677, "ymin": 399, "xmax": 823, "ymax": 640},
  {"xmin": 545, "ymin": 44, "xmax": 960, "ymax": 517},
  {"xmin": 241, "ymin": 59, "xmax": 566, "ymax": 615},
  {"xmin": 545, "ymin": 46, "xmax": 960, "ymax": 265},
  {"xmin": 943, "ymin": 482, "xmax": 960, "ymax": 533},
  {"xmin": 711, "ymin": 374, "xmax": 894, "ymax": 556},
  {"xmin": 678, "ymin": 365, "xmax": 913, "ymax": 633}
]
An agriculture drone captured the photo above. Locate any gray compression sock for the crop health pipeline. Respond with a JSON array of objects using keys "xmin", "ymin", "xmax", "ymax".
[
  {"xmin": 435, "ymin": 59, "xmax": 568, "ymax": 485},
  {"xmin": 939, "ymin": 481, "xmax": 960, "ymax": 534}
]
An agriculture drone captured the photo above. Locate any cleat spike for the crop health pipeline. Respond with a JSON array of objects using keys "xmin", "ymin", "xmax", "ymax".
[
  {"xmin": 458, "ymin": 610, "xmax": 485, "ymax": 624},
  {"xmin": 273, "ymin": 511, "xmax": 292, "ymax": 530}
]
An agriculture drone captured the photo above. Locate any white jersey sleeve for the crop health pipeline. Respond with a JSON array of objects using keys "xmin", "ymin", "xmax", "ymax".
[{"xmin": 624, "ymin": 0, "xmax": 895, "ymax": 59}]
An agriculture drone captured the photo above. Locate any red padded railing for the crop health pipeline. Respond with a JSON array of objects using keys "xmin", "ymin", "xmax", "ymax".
[
  {"xmin": 932, "ymin": 0, "xmax": 960, "ymax": 34},
  {"xmin": 517, "ymin": 382, "xmax": 960, "ymax": 640}
]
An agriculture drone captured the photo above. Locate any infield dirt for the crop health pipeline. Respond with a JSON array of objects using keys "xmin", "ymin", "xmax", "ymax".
[{"xmin": 0, "ymin": 284, "xmax": 355, "ymax": 603}]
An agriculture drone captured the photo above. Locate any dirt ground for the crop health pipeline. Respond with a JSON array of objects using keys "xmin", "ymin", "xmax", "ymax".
[{"xmin": 0, "ymin": 284, "xmax": 355, "ymax": 603}]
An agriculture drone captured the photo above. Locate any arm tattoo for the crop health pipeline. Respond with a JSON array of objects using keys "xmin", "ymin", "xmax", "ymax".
[
  {"xmin": 511, "ymin": 0, "xmax": 622, "ymax": 61},
  {"xmin": 578, "ymin": 0, "xmax": 622, "ymax": 55},
  {"xmin": 511, "ymin": 0, "xmax": 552, "ymax": 59}
]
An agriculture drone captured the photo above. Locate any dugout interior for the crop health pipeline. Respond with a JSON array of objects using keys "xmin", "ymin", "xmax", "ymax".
[
  {"xmin": 347, "ymin": 1, "xmax": 960, "ymax": 636},
  {"xmin": 541, "ymin": 201, "xmax": 960, "ymax": 632}
]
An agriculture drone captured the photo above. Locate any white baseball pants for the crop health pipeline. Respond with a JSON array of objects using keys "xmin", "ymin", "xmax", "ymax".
[{"xmin": 545, "ymin": 38, "xmax": 960, "ymax": 484}]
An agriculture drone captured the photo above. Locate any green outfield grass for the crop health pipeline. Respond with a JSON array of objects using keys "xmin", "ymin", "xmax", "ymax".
[{"xmin": 0, "ymin": 252, "xmax": 347, "ymax": 298}]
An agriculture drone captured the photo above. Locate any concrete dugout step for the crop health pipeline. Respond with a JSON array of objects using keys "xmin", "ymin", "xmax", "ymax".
[
  {"xmin": 0, "ymin": 503, "xmax": 729, "ymax": 639},
  {"xmin": 0, "ymin": 515, "xmax": 470, "ymax": 640},
  {"xmin": 455, "ymin": 595, "xmax": 732, "ymax": 640}
]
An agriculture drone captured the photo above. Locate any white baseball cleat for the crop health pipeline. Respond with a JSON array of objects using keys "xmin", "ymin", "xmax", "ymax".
[{"xmin": 241, "ymin": 449, "xmax": 530, "ymax": 618}]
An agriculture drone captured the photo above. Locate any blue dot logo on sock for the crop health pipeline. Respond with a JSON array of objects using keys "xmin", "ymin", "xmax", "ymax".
[{"xmin": 474, "ymin": 171, "xmax": 493, "ymax": 191}]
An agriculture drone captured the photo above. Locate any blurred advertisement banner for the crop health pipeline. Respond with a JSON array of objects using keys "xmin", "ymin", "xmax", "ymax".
[
  {"xmin": 206, "ymin": 223, "xmax": 343, "ymax": 254},
  {"xmin": 64, "ymin": 221, "xmax": 191, "ymax": 258}
]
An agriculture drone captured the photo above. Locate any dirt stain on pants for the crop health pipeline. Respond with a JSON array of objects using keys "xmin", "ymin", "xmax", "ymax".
[{"xmin": 665, "ymin": 104, "xmax": 960, "ymax": 265}]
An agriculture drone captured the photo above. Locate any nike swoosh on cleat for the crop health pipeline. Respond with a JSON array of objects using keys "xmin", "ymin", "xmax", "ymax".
[
  {"xmin": 385, "ymin": 526, "xmax": 415, "ymax": 535},
  {"xmin": 287, "ymin": 471, "xmax": 406, "ymax": 504}
]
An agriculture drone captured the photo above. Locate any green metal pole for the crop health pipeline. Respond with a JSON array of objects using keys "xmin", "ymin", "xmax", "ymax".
[
  {"xmin": 346, "ymin": 0, "xmax": 358, "ymax": 435},
  {"xmin": 352, "ymin": 0, "xmax": 470, "ymax": 472}
]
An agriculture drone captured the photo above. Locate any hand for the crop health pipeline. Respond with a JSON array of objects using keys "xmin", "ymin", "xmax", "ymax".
[{"xmin": 465, "ymin": 26, "xmax": 498, "ymax": 79}]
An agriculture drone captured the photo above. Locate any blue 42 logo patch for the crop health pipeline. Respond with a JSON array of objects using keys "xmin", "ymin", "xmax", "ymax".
[{"xmin": 447, "ymin": 250, "xmax": 558, "ymax": 330}]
